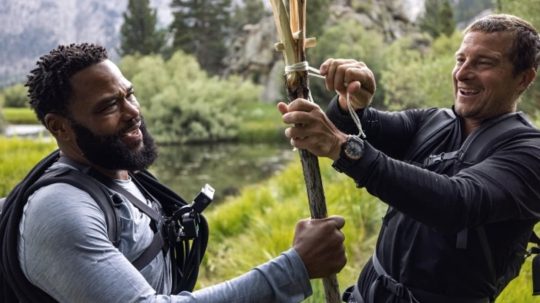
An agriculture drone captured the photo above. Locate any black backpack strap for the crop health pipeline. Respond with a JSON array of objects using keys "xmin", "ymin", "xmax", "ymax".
[
  {"xmin": 90, "ymin": 172, "xmax": 168, "ymax": 270},
  {"xmin": 455, "ymin": 112, "xmax": 536, "ymax": 248},
  {"xmin": 456, "ymin": 113, "xmax": 534, "ymax": 248},
  {"xmin": 1, "ymin": 150, "xmax": 63, "ymax": 303},
  {"xmin": 26, "ymin": 168, "xmax": 121, "ymax": 246},
  {"xmin": 459, "ymin": 112, "xmax": 533, "ymax": 165},
  {"xmin": 405, "ymin": 108, "xmax": 456, "ymax": 161},
  {"xmin": 530, "ymin": 232, "xmax": 540, "ymax": 246},
  {"xmin": 527, "ymin": 231, "xmax": 540, "ymax": 295},
  {"xmin": 133, "ymin": 170, "xmax": 209, "ymax": 292}
]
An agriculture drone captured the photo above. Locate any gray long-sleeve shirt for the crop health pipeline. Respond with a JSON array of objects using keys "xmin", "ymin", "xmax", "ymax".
[{"xmin": 18, "ymin": 163, "xmax": 311, "ymax": 302}]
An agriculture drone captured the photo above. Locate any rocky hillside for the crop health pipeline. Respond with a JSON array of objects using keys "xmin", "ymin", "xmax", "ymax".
[
  {"xmin": 0, "ymin": 0, "xmax": 424, "ymax": 92},
  {"xmin": 0, "ymin": 0, "xmax": 171, "ymax": 87},
  {"xmin": 226, "ymin": 0, "xmax": 426, "ymax": 101}
]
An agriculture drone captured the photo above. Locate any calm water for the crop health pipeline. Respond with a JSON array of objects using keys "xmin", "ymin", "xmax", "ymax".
[{"xmin": 150, "ymin": 142, "xmax": 295, "ymax": 204}]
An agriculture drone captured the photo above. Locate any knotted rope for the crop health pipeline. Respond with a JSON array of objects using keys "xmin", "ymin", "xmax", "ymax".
[{"xmin": 285, "ymin": 61, "xmax": 366, "ymax": 138}]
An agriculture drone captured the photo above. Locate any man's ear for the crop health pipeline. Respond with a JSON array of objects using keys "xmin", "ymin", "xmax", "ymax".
[
  {"xmin": 44, "ymin": 113, "xmax": 73, "ymax": 141},
  {"xmin": 517, "ymin": 67, "xmax": 537, "ymax": 94}
]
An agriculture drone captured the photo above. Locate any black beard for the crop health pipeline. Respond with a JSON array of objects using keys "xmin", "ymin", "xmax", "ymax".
[{"xmin": 70, "ymin": 117, "xmax": 158, "ymax": 171}]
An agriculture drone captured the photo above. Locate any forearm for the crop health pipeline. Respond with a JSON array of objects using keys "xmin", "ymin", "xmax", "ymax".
[
  {"xmin": 184, "ymin": 249, "xmax": 312, "ymax": 303},
  {"xmin": 326, "ymin": 97, "xmax": 429, "ymax": 158},
  {"xmin": 334, "ymin": 142, "xmax": 540, "ymax": 233}
]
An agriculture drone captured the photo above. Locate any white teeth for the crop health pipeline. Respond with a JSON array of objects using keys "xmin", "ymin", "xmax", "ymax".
[{"xmin": 460, "ymin": 88, "xmax": 479, "ymax": 96}]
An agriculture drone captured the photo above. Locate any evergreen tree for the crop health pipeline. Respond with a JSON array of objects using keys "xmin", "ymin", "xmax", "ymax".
[
  {"xmin": 231, "ymin": 0, "xmax": 267, "ymax": 31},
  {"xmin": 307, "ymin": 0, "xmax": 331, "ymax": 37},
  {"xmin": 420, "ymin": 0, "xmax": 456, "ymax": 38},
  {"xmin": 170, "ymin": 0, "xmax": 231, "ymax": 75},
  {"xmin": 120, "ymin": 0, "xmax": 165, "ymax": 56}
]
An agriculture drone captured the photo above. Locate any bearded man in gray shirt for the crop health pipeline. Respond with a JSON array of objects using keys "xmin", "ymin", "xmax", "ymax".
[{"xmin": 2, "ymin": 43, "xmax": 346, "ymax": 303}]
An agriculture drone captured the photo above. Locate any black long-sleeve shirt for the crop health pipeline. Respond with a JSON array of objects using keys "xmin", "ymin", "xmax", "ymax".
[{"xmin": 327, "ymin": 98, "xmax": 540, "ymax": 299}]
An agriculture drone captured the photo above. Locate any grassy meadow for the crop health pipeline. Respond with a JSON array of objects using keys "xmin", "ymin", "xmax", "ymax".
[
  {"xmin": 0, "ymin": 137, "xmax": 56, "ymax": 197},
  {"xmin": 0, "ymin": 136, "xmax": 537, "ymax": 302},
  {"xmin": 2, "ymin": 107, "xmax": 38, "ymax": 124}
]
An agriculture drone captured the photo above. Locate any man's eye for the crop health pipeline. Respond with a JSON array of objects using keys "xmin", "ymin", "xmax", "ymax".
[
  {"xmin": 101, "ymin": 102, "xmax": 118, "ymax": 112},
  {"xmin": 127, "ymin": 91, "xmax": 136, "ymax": 101}
]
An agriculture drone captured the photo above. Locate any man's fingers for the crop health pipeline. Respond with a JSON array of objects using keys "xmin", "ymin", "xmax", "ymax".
[
  {"xmin": 276, "ymin": 102, "xmax": 289, "ymax": 115},
  {"xmin": 326, "ymin": 215, "xmax": 345, "ymax": 229},
  {"xmin": 282, "ymin": 110, "xmax": 315, "ymax": 126},
  {"xmin": 341, "ymin": 65, "xmax": 375, "ymax": 92},
  {"xmin": 285, "ymin": 98, "xmax": 319, "ymax": 111}
]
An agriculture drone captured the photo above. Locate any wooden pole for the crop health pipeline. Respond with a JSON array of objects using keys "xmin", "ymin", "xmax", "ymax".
[{"xmin": 269, "ymin": 0, "xmax": 341, "ymax": 302}]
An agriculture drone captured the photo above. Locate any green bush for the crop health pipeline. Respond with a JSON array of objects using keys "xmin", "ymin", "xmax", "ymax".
[
  {"xmin": 120, "ymin": 52, "xmax": 263, "ymax": 144},
  {"xmin": 309, "ymin": 19, "xmax": 387, "ymax": 108},
  {"xmin": 2, "ymin": 83, "xmax": 28, "ymax": 108},
  {"xmin": 381, "ymin": 32, "xmax": 461, "ymax": 110}
]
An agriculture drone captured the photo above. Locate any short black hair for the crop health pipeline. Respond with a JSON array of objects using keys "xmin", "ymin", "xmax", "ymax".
[{"xmin": 26, "ymin": 43, "xmax": 108, "ymax": 124}]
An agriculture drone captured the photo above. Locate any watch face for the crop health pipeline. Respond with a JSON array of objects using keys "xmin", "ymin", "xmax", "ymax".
[{"xmin": 344, "ymin": 136, "xmax": 364, "ymax": 160}]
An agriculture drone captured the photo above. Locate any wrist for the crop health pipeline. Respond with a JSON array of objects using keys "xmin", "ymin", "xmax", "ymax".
[
  {"xmin": 333, "ymin": 135, "xmax": 365, "ymax": 172},
  {"xmin": 330, "ymin": 134, "xmax": 348, "ymax": 161}
]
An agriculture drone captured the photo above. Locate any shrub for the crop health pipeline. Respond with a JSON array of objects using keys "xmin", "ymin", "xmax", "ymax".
[
  {"xmin": 381, "ymin": 32, "xmax": 461, "ymax": 110},
  {"xmin": 120, "ymin": 52, "xmax": 263, "ymax": 143},
  {"xmin": 309, "ymin": 19, "xmax": 387, "ymax": 108},
  {"xmin": 2, "ymin": 83, "xmax": 28, "ymax": 108}
]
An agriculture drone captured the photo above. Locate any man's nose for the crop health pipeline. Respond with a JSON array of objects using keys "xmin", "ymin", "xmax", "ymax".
[
  {"xmin": 122, "ymin": 98, "xmax": 140, "ymax": 119},
  {"xmin": 454, "ymin": 62, "xmax": 473, "ymax": 81}
]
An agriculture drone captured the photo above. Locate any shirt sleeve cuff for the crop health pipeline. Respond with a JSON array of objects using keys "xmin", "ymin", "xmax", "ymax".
[
  {"xmin": 283, "ymin": 248, "xmax": 312, "ymax": 295},
  {"xmin": 332, "ymin": 141, "xmax": 380, "ymax": 188}
]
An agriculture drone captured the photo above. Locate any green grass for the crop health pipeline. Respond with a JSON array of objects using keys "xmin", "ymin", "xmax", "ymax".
[
  {"xmin": 2, "ymin": 107, "xmax": 38, "ymax": 124},
  {"xmin": 0, "ymin": 136, "xmax": 56, "ymax": 197},
  {"xmin": 197, "ymin": 155, "xmax": 387, "ymax": 301}
]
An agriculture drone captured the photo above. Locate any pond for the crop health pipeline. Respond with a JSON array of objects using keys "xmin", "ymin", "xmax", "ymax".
[{"xmin": 150, "ymin": 142, "xmax": 295, "ymax": 204}]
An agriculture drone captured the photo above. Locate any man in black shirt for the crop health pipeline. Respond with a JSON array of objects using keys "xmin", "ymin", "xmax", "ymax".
[{"xmin": 278, "ymin": 14, "xmax": 540, "ymax": 303}]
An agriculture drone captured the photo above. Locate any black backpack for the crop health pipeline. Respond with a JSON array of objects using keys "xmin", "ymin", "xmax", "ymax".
[
  {"xmin": 0, "ymin": 150, "xmax": 209, "ymax": 302},
  {"xmin": 417, "ymin": 110, "xmax": 540, "ymax": 297}
]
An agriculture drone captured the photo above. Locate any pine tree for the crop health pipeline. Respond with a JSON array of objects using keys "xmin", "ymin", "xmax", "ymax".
[
  {"xmin": 120, "ymin": 0, "xmax": 166, "ymax": 56},
  {"xmin": 439, "ymin": 0, "xmax": 455, "ymax": 37},
  {"xmin": 420, "ymin": 0, "xmax": 456, "ymax": 38},
  {"xmin": 307, "ymin": 0, "xmax": 331, "ymax": 37},
  {"xmin": 169, "ymin": 0, "xmax": 231, "ymax": 75},
  {"xmin": 231, "ymin": 0, "xmax": 266, "ymax": 31}
]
